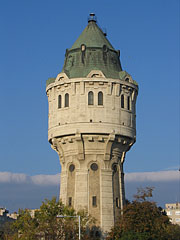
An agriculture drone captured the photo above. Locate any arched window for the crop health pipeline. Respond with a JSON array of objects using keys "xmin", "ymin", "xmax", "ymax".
[
  {"xmin": 121, "ymin": 95, "xmax": 124, "ymax": 108},
  {"xmin": 88, "ymin": 91, "xmax": 94, "ymax": 105},
  {"xmin": 127, "ymin": 96, "xmax": 130, "ymax": 110},
  {"xmin": 98, "ymin": 91, "xmax": 103, "ymax": 105},
  {"xmin": 65, "ymin": 93, "xmax": 69, "ymax": 107},
  {"xmin": 58, "ymin": 95, "xmax": 62, "ymax": 108}
]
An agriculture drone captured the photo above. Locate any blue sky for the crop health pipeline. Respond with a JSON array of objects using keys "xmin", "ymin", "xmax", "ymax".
[{"xmin": 0, "ymin": 0, "xmax": 179, "ymax": 211}]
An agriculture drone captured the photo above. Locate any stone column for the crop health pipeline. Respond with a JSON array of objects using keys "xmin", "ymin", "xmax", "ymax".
[
  {"xmin": 74, "ymin": 169, "xmax": 88, "ymax": 211},
  {"xmin": 119, "ymin": 152, "xmax": 126, "ymax": 210},
  {"xmin": 100, "ymin": 169, "xmax": 114, "ymax": 233},
  {"xmin": 60, "ymin": 170, "xmax": 67, "ymax": 204}
]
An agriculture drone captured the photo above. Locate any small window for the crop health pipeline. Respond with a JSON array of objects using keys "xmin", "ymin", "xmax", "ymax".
[
  {"xmin": 95, "ymin": 231, "xmax": 100, "ymax": 237},
  {"xmin": 65, "ymin": 93, "xmax": 69, "ymax": 107},
  {"xmin": 112, "ymin": 163, "xmax": 117, "ymax": 173},
  {"xmin": 116, "ymin": 198, "xmax": 119, "ymax": 208},
  {"xmin": 58, "ymin": 95, "xmax": 62, "ymax": 108},
  {"xmin": 98, "ymin": 91, "xmax": 103, "ymax": 105},
  {"xmin": 92, "ymin": 196, "xmax": 97, "ymax": 207},
  {"xmin": 88, "ymin": 91, "xmax": 94, "ymax": 105},
  {"xmin": 127, "ymin": 96, "xmax": 130, "ymax": 110},
  {"xmin": 166, "ymin": 211, "xmax": 172, "ymax": 216},
  {"xmin": 121, "ymin": 95, "xmax": 124, "ymax": 108},
  {"xmin": 68, "ymin": 197, "xmax": 72, "ymax": 206}
]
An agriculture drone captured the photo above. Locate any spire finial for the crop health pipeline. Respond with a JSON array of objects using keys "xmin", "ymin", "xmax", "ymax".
[{"xmin": 88, "ymin": 13, "xmax": 97, "ymax": 23}]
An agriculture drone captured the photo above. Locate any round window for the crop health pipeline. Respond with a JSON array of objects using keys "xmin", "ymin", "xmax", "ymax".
[
  {"xmin": 69, "ymin": 164, "xmax": 75, "ymax": 172},
  {"xmin": 90, "ymin": 163, "xmax": 98, "ymax": 171}
]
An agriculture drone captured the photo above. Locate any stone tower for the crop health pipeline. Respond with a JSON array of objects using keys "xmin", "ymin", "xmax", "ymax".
[{"xmin": 46, "ymin": 14, "xmax": 138, "ymax": 233}]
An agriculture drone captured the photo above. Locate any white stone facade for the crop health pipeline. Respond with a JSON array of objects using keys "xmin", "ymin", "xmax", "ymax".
[{"xmin": 46, "ymin": 71, "xmax": 138, "ymax": 233}]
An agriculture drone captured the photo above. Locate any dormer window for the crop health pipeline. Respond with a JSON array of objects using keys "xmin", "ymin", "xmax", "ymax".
[
  {"xmin": 88, "ymin": 91, "xmax": 94, "ymax": 105},
  {"xmin": 81, "ymin": 44, "xmax": 86, "ymax": 52},
  {"xmin": 65, "ymin": 93, "xmax": 69, "ymax": 107},
  {"xmin": 98, "ymin": 91, "xmax": 103, "ymax": 105}
]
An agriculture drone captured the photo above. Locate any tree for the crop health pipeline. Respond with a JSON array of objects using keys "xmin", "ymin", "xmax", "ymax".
[
  {"xmin": 107, "ymin": 187, "xmax": 180, "ymax": 240},
  {"xmin": 9, "ymin": 197, "xmax": 97, "ymax": 240}
]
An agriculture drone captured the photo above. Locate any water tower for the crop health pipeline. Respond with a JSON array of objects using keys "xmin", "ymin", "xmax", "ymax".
[{"xmin": 46, "ymin": 13, "xmax": 138, "ymax": 233}]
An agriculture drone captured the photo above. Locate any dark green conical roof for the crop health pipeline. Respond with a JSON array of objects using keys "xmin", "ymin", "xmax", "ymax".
[
  {"xmin": 70, "ymin": 20, "xmax": 114, "ymax": 51},
  {"xmin": 61, "ymin": 14, "xmax": 123, "ymax": 79}
]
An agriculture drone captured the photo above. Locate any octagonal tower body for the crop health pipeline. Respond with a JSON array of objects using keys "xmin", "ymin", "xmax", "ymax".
[{"xmin": 46, "ymin": 15, "xmax": 138, "ymax": 233}]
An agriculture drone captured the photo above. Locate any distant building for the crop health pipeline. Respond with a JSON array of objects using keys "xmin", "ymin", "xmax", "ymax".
[
  {"xmin": 0, "ymin": 207, "xmax": 18, "ymax": 235},
  {"xmin": 165, "ymin": 203, "xmax": 180, "ymax": 225}
]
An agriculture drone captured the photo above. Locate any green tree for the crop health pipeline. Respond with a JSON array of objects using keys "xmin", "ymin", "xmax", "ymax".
[
  {"xmin": 9, "ymin": 197, "xmax": 97, "ymax": 240},
  {"xmin": 107, "ymin": 187, "xmax": 180, "ymax": 240},
  {"xmin": 166, "ymin": 223, "xmax": 180, "ymax": 240},
  {"xmin": 10, "ymin": 208, "xmax": 38, "ymax": 240}
]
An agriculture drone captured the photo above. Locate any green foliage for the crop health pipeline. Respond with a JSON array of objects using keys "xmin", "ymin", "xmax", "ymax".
[
  {"xmin": 107, "ymin": 187, "xmax": 180, "ymax": 240},
  {"xmin": 166, "ymin": 223, "xmax": 180, "ymax": 240},
  {"xmin": 133, "ymin": 187, "xmax": 154, "ymax": 201},
  {"xmin": 11, "ymin": 209, "xmax": 37, "ymax": 239},
  {"xmin": 7, "ymin": 197, "xmax": 96, "ymax": 240},
  {"xmin": 118, "ymin": 231, "xmax": 152, "ymax": 240}
]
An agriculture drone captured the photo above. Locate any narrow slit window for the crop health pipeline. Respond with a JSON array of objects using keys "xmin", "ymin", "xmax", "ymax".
[
  {"xmin": 116, "ymin": 198, "xmax": 119, "ymax": 208},
  {"xmin": 121, "ymin": 95, "xmax": 124, "ymax": 108},
  {"xmin": 98, "ymin": 91, "xmax": 103, "ymax": 105},
  {"xmin": 127, "ymin": 96, "xmax": 130, "ymax": 110},
  {"xmin": 88, "ymin": 91, "xmax": 94, "ymax": 105},
  {"xmin": 58, "ymin": 95, "xmax": 62, "ymax": 108},
  {"xmin": 68, "ymin": 197, "xmax": 72, "ymax": 206},
  {"xmin": 65, "ymin": 93, "xmax": 69, "ymax": 107},
  {"xmin": 92, "ymin": 196, "xmax": 97, "ymax": 207}
]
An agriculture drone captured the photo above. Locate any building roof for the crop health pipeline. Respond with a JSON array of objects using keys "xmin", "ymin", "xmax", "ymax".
[
  {"xmin": 61, "ymin": 14, "xmax": 123, "ymax": 79},
  {"xmin": 46, "ymin": 14, "xmax": 138, "ymax": 86},
  {"xmin": 70, "ymin": 19, "xmax": 114, "ymax": 51}
]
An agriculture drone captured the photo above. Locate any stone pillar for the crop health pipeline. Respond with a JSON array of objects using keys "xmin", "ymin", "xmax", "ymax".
[
  {"xmin": 100, "ymin": 169, "xmax": 114, "ymax": 233},
  {"xmin": 119, "ymin": 152, "xmax": 126, "ymax": 209},
  {"xmin": 74, "ymin": 169, "xmax": 88, "ymax": 211},
  {"xmin": 119, "ymin": 163, "xmax": 125, "ymax": 210},
  {"xmin": 60, "ymin": 170, "xmax": 67, "ymax": 204}
]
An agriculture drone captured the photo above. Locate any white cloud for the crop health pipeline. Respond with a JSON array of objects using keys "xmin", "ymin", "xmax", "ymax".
[
  {"xmin": 125, "ymin": 170, "xmax": 179, "ymax": 182},
  {"xmin": 0, "ymin": 172, "xmax": 28, "ymax": 183},
  {"xmin": 31, "ymin": 174, "xmax": 60, "ymax": 186},
  {"xmin": 0, "ymin": 171, "xmax": 178, "ymax": 186},
  {"xmin": 0, "ymin": 172, "xmax": 60, "ymax": 186},
  {"xmin": 0, "ymin": 171, "xmax": 179, "ymax": 212},
  {"xmin": 162, "ymin": 166, "xmax": 179, "ymax": 171}
]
